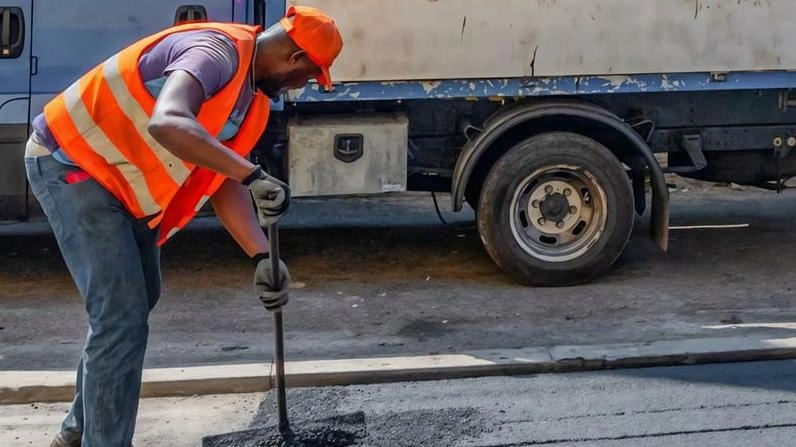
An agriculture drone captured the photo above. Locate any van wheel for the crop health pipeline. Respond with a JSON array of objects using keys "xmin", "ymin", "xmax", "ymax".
[{"xmin": 477, "ymin": 132, "xmax": 634, "ymax": 286}]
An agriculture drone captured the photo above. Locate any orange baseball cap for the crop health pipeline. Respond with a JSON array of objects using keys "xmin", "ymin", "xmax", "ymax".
[{"xmin": 280, "ymin": 5, "xmax": 343, "ymax": 92}]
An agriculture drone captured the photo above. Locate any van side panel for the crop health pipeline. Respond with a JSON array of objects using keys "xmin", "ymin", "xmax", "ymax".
[{"xmin": 0, "ymin": 0, "xmax": 32, "ymax": 219}]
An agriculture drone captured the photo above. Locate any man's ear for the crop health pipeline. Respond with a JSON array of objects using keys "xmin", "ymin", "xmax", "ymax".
[{"xmin": 289, "ymin": 50, "xmax": 307, "ymax": 64}]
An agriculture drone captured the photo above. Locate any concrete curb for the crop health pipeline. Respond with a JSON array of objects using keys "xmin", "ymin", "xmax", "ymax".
[{"xmin": 4, "ymin": 335, "xmax": 796, "ymax": 405}]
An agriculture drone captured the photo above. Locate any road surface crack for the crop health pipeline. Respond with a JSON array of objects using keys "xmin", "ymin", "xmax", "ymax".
[
  {"xmin": 502, "ymin": 399, "xmax": 796, "ymax": 424},
  {"xmin": 479, "ymin": 422, "xmax": 796, "ymax": 446}
]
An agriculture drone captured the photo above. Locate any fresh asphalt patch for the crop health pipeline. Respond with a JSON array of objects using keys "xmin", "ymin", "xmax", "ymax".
[{"xmin": 202, "ymin": 387, "xmax": 490, "ymax": 447}]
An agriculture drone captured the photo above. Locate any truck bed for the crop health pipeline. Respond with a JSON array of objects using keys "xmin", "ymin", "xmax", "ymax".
[{"xmin": 295, "ymin": 0, "xmax": 795, "ymax": 82}]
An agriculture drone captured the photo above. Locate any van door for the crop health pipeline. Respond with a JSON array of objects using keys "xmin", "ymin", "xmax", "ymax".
[
  {"xmin": 20, "ymin": 1, "xmax": 238, "ymax": 219},
  {"xmin": 0, "ymin": 1, "xmax": 31, "ymax": 220},
  {"xmin": 30, "ymin": 0, "xmax": 237, "ymax": 117}
]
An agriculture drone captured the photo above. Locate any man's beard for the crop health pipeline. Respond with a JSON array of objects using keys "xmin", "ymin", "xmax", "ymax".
[{"xmin": 255, "ymin": 79, "xmax": 285, "ymax": 99}]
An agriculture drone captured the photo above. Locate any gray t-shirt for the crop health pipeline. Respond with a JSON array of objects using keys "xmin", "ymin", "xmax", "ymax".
[{"xmin": 32, "ymin": 29, "xmax": 255, "ymax": 163}]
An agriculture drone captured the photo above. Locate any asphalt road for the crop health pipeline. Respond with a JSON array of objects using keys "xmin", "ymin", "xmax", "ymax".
[
  {"xmin": 2, "ymin": 187, "xmax": 796, "ymax": 370},
  {"xmin": 211, "ymin": 359, "xmax": 796, "ymax": 446},
  {"xmin": 6, "ymin": 360, "xmax": 796, "ymax": 446}
]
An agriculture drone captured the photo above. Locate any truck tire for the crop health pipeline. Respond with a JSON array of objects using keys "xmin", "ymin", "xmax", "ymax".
[{"xmin": 477, "ymin": 132, "xmax": 634, "ymax": 286}]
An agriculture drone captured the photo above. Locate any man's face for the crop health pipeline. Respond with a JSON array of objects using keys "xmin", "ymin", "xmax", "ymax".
[{"xmin": 256, "ymin": 52, "xmax": 322, "ymax": 98}]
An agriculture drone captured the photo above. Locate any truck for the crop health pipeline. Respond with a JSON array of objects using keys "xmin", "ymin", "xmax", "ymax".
[{"xmin": 2, "ymin": 0, "xmax": 796, "ymax": 286}]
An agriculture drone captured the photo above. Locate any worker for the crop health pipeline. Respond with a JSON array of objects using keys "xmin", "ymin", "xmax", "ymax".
[{"xmin": 25, "ymin": 7, "xmax": 342, "ymax": 447}]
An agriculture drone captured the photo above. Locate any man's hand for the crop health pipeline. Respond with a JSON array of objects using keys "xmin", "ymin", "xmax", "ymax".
[
  {"xmin": 254, "ymin": 253, "xmax": 291, "ymax": 312},
  {"xmin": 243, "ymin": 167, "xmax": 291, "ymax": 226}
]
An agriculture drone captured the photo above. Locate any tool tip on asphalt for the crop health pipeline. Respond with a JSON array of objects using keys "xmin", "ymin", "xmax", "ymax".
[{"xmin": 202, "ymin": 413, "xmax": 366, "ymax": 447}]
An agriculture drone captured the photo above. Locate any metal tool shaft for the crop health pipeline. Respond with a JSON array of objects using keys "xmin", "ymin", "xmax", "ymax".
[{"xmin": 268, "ymin": 223, "xmax": 289, "ymax": 434}]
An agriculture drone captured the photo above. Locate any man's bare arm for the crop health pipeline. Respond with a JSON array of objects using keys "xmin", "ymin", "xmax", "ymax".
[
  {"xmin": 148, "ymin": 70, "xmax": 256, "ymax": 182},
  {"xmin": 211, "ymin": 178, "xmax": 270, "ymax": 257}
]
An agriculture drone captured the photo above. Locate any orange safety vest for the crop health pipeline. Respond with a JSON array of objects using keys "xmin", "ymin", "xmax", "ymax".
[{"xmin": 43, "ymin": 22, "xmax": 271, "ymax": 245}]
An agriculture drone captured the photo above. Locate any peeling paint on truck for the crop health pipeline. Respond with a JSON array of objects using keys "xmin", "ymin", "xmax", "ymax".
[{"xmin": 288, "ymin": 71, "xmax": 796, "ymax": 103}]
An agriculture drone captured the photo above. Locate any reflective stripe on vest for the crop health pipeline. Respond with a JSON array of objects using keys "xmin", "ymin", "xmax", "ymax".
[
  {"xmin": 61, "ymin": 80, "xmax": 162, "ymax": 215},
  {"xmin": 43, "ymin": 22, "xmax": 271, "ymax": 244},
  {"xmin": 102, "ymin": 54, "xmax": 193, "ymax": 187}
]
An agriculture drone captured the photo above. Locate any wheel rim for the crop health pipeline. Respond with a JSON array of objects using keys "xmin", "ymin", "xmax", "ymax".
[{"xmin": 509, "ymin": 164, "xmax": 608, "ymax": 263}]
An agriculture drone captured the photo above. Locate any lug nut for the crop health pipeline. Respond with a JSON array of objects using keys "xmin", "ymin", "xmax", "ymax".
[
  {"xmin": 569, "ymin": 206, "xmax": 578, "ymax": 214},
  {"xmin": 788, "ymin": 137, "xmax": 796, "ymax": 148},
  {"xmin": 556, "ymin": 221, "xmax": 565, "ymax": 229},
  {"xmin": 538, "ymin": 218, "xmax": 547, "ymax": 226},
  {"xmin": 545, "ymin": 185, "xmax": 554, "ymax": 194},
  {"xmin": 564, "ymin": 189, "xmax": 572, "ymax": 197},
  {"xmin": 532, "ymin": 200, "xmax": 540, "ymax": 208},
  {"xmin": 774, "ymin": 137, "xmax": 784, "ymax": 148}
]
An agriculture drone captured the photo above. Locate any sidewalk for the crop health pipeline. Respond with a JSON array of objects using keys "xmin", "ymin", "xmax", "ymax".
[{"xmin": 1, "ymin": 393, "xmax": 261, "ymax": 447}]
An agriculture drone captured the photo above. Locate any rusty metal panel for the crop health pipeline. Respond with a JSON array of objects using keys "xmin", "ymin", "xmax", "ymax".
[{"xmin": 290, "ymin": 0, "xmax": 794, "ymax": 82}]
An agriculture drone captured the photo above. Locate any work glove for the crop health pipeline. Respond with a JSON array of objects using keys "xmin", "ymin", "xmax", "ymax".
[
  {"xmin": 253, "ymin": 253, "xmax": 291, "ymax": 312},
  {"xmin": 242, "ymin": 167, "xmax": 290, "ymax": 226}
]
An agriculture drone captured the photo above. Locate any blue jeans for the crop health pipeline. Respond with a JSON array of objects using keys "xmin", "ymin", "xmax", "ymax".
[{"xmin": 26, "ymin": 154, "xmax": 161, "ymax": 447}]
